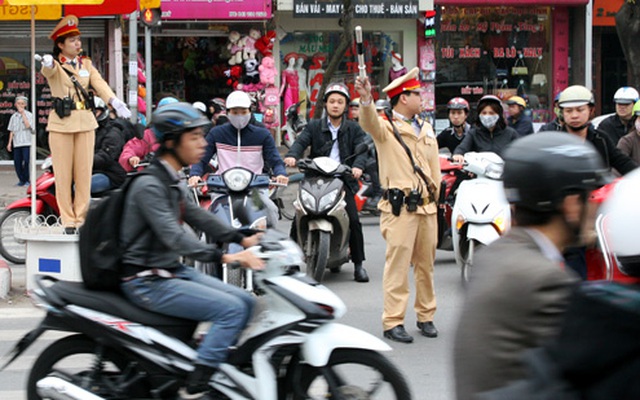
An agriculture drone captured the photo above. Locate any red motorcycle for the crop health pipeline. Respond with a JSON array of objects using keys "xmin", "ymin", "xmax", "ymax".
[
  {"xmin": 437, "ymin": 155, "xmax": 465, "ymax": 250},
  {"xmin": 0, "ymin": 157, "xmax": 58, "ymax": 264}
]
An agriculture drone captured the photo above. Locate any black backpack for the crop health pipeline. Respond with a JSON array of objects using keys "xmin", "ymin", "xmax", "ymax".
[{"xmin": 79, "ymin": 170, "xmax": 152, "ymax": 291}]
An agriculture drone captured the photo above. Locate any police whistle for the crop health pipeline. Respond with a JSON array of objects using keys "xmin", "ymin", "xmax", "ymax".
[{"xmin": 354, "ymin": 26, "xmax": 366, "ymax": 80}]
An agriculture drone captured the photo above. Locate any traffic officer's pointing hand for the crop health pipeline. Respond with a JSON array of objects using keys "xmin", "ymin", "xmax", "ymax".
[{"xmin": 355, "ymin": 76, "xmax": 372, "ymax": 103}]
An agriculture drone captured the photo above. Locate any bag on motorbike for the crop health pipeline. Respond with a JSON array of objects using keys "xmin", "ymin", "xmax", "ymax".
[{"xmin": 79, "ymin": 171, "xmax": 152, "ymax": 291}]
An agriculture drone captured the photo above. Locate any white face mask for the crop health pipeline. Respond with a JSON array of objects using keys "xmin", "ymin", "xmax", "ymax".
[
  {"xmin": 635, "ymin": 119, "xmax": 640, "ymax": 133},
  {"xmin": 228, "ymin": 114, "xmax": 251, "ymax": 130},
  {"xmin": 479, "ymin": 114, "xmax": 500, "ymax": 129}
]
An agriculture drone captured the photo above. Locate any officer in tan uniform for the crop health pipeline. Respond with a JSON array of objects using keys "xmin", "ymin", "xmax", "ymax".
[
  {"xmin": 41, "ymin": 15, "xmax": 131, "ymax": 233},
  {"xmin": 355, "ymin": 67, "xmax": 441, "ymax": 343}
]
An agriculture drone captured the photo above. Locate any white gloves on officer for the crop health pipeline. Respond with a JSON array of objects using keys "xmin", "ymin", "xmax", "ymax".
[
  {"xmin": 110, "ymin": 97, "xmax": 132, "ymax": 119},
  {"xmin": 42, "ymin": 54, "xmax": 54, "ymax": 68}
]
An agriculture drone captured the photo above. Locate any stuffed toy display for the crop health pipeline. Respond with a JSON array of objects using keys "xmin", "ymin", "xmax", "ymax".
[
  {"xmin": 227, "ymin": 31, "xmax": 244, "ymax": 65},
  {"xmin": 244, "ymin": 58, "xmax": 260, "ymax": 84},
  {"xmin": 256, "ymin": 30, "xmax": 276, "ymax": 58},
  {"xmin": 224, "ymin": 65, "xmax": 243, "ymax": 89},
  {"xmin": 259, "ymin": 56, "xmax": 277, "ymax": 86},
  {"xmin": 243, "ymin": 28, "xmax": 261, "ymax": 60}
]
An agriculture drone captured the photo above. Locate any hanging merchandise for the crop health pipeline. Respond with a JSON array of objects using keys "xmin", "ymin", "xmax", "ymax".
[
  {"xmin": 262, "ymin": 86, "xmax": 280, "ymax": 129},
  {"xmin": 227, "ymin": 31, "xmax": 244, "ymax": 66},
  {"xmin": 531, "ymin": 55, "xmax": 547, "ymax": 87},
  {"xmin": 511, "ymin": 54, "xmax": 528, "ymax": 76}
]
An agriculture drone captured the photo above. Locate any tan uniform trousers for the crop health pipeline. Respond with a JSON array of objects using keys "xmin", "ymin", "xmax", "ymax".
[
  {"xmin": 380, "ymin": 209, "xmax": 437, "ymax": 330},
  {"xmin": 49, "ymin": 130, "xmax": 95, "ymax": 228}
]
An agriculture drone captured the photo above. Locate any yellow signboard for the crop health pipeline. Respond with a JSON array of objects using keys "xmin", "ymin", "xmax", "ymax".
[
  {"xmin": 0, "ymin": 4, "xmax": 61, "ymax": 19},
  {"xmin": 6, "ymin": 0, "xmax": 103, "ymax": 4},
  {"xmin": 140, "ymin": 0, "xmax": 161, "ymax": 10}
]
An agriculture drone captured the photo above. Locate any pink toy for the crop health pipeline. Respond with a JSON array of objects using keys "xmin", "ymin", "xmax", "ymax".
[
  {"xmin": 227, "ymin": 31, "xmax": 244, "ymax": 65},
  {"xmin": 259, "ymin": 56, "xmax": 277, "ymax": 86},
  {"xmin": 243, "ymin": 28, "xmax": 261, "ymax": 60}
]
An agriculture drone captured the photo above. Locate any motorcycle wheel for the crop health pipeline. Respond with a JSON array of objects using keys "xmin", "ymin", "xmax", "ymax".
[
  {"xmin": 27, "ymin": 334, "xmax": 151, "ymax": 400},
  {"xmin": 461, "ymin": 239, "xmax": 483, "ymax": 285},
  {"xmin": 307, "ymin": 230, "xmax": 330, "ymax": 283},
  {"xmin": 289, "ymin": 349, "xmax": 412, "ymax": 400},
  {"xmin": 0, "ymin": 207, "xmax": 30, "ymax": 264}
]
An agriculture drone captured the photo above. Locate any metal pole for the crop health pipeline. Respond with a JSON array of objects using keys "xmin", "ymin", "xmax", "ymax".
[
  {"xmin": 145, "ymin": 25, "xmax": 152, "ymax": 122},
  {"xmin": 30, "ymin": 6, "xmax": 36, "ymax": 224},
  {"xmin": 128, "ymin": 11, "xmax": 138, "ymax": 123},
  {"xmin": 585, "ymin": 0, "xmax": 593, "ymax": 90}
]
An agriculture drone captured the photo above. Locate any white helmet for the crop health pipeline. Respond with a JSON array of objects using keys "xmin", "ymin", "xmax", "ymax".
[
  {"xmin": 225, "ymin": 91, "xmax": 251, "ymax": 109},
  {"xmin": 602, "ymin": 168, "xmax": 640, "ymax": 277},
  {"xmin": 192, "ymin": 101, "xmax": 206, "ymax": 113},
  {"xmin": 613, "ymin": 86, "xmax": 639, "ymax": 104}
]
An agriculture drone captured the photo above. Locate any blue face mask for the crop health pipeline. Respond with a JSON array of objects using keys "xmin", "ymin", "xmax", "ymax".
[{"xmin": 479, "ymin": 114, "xmax": 499, "ymax": 129}]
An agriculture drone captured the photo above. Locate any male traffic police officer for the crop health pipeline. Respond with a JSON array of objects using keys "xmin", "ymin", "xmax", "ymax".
[{"xmin": 355, "ymin": 67, "xmax": 441, "ymax": 343}]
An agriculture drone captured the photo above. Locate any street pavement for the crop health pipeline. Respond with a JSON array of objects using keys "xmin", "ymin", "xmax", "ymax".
[{"xmin": 0, "ymin": 163, "xmax": 466, "ymax": 400}]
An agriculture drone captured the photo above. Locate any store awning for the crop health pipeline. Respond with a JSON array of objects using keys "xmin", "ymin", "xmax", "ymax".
[
  {"xmin": 65, "ymin": 0, "xmax": 136, "ymax": 17},
  {"xmin": 436, "ymin": 0, "xmax": 588, "ymax": 5}
]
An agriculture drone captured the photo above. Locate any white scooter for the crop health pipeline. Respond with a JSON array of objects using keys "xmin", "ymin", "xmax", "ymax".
[{"xmin": 451, "ymin": 152, "xmax": 511, "ymax": 284}]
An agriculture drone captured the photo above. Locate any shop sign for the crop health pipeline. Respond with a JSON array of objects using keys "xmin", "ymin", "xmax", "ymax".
[
  {"xmin": 293, "ymin": 0, "xmax": 418, "ymax": 18},
  {"xmin": 593, "ymin": 0, "xmax": 623, "ymax": 27},
  {"xmin": 0, "ymin": 1, "xmax": 61, "ymax": 19},
  {"xmin": 159, "ymin": 0, "xmax": 271, "ymax": 20}
]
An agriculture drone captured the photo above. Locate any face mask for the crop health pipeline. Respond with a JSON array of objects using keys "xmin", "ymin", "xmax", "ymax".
[
  {"xmin": 479, "ymin": 114, "xmax": 499, "ymax": 129},
  {"xmin": 635, "ymin": 119, "xmax": 640, "ymax": 132},
  {"xmin": 228, "ymin": 114, "xmax": 251, "ymax": 130}
]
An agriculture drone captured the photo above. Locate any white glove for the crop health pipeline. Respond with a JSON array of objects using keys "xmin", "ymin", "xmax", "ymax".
[
  {"xmin": 110, "ymin": 97, "xmax": 131, "ymax": 119},
  {"xmin": 42, "ymin": 54, "xmax": 54, "ymax": 68}
]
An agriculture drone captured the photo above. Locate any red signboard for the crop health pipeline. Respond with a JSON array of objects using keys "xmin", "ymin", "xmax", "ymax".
[
  {"xmin": 65, "ymin": 0, "xmax": 136, "ymax": 17},
  {"xmin": 436, "ymin": 0, "xmax": 587, "ymax": 4},
  {"xmin": 160, "ymin": 0, "xmax": 271, "ymax": 20},
  {"xmin": 593, "ymin": 0, "xmax": 623, "ymax": 27}
]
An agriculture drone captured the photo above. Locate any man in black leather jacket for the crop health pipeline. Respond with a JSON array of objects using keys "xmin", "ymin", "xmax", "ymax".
[{"xmin": 284, "ymin": 82, "xmax": 370, "ymax": 282}]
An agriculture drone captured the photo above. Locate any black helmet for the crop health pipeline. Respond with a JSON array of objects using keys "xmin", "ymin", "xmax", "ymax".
[
  {"xmin": 323, "ymin": 82, "xmax": 350, "ymax": 103},
  {"xmin": 151, "ymin": 102, "xmax": 211, "ymax": 143},
  {"xmin": 502, "ymin": 131, "xmax": 611, "ymax": 212}
]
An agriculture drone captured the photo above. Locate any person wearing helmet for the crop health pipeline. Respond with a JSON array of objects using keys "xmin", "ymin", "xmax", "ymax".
[
  {"xmin": 558, "ymin": 85, "xmax": 636, "ymax": 176},
  {"xmin": 188, "ymin": 90, "xmax": 288, "ymax": 227},
  {"xmin": 6, "ymin": 96, "xmax": 33, "ymax": 186},
  {"xmin": 437, "ymin": 97, "xmax": 471, "ymax": 154},
  {"xmin": 119, "ymin": 102, "xmax": 264, "ymax": 397},
  {"xmin": 118, "ymin": 97, "xmax": 179, "ymax": 172},
  {"xmin": 349, "ymin": 97, "xmax": 361, "ymax": 120},
  {"xmin": 375, "ymin": 99, "xmax": 391, "ymax": 117},
  {"xmin": 454, "ymin": 132, "xmax": 611, "ymax": 400},
  {"xmin": 539, "ymin": 92, "xmax": 564, "ymax": 132},
  {"xmin": 356, "ymin": 67, "xmax": 441, "ymax": 342},
  {"xmin": 452, "ymin": 95, "xmax": 518, "ymax": 163},
  {"xmin": 506, "ymin": 95, "xmax": 534, "ymax": 136},
  {"xmin": 192, "ymin": 101, "xmax": 207, "ymax": 115},
  {"xmin": 284, "ymin": 82, "xmax": 370, "ymax": 283},
  {"xmin": 616, "ymin": 99, "xmax": 640, "ymax": 163},
  {"xmin": 90, "ymin": 96, "xmax": 127, "ymax": 194},
  {"xmin": 208, "ymin": 97, "xmax": 227, "ymax": 125},
  {"xmin": 598, "ymin": 86, "xmax": 639, "ymax": 144}
]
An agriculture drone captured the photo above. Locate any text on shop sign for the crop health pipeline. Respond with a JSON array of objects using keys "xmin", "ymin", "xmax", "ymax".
[{"xmin": 293, "ymin": 0, "xmax": 418, "ymax": 18}]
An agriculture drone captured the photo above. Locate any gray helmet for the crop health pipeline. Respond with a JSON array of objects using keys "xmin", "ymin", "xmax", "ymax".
[
  {"xmin": 375, "ymin": 99, "xmax": 391, "ymax": 111},
  {"xmin": 93, "ymin": 97, "xmax": 109, "ymax": 123},
  {"xmin": 557, "ymin": 85, "xmax": 595, "ymax": 108},
  {"xmin": 503, "ymin": 131, "xmax": 611, "ymax": 212},
  {"xmin": 151, "ymin": 102, "xmax": 211, "ymax": 143},
  {"xmin": 323, "ymin": 82, "xmax": 350, "ymax": 103}
]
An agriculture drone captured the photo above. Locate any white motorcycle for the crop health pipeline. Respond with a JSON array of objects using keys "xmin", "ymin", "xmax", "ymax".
[
  {"xmin": 452, "ymin": 152, "xmax": 511, "ymax": 284},
  {"xmin": 1, "ymin": 203, "xmax": 411, "ymax": 400}
]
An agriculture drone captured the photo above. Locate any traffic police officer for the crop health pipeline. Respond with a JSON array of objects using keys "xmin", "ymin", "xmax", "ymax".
[{"xmin": 355, "ymin": 67, "xmax": 441, "ymax": 343}]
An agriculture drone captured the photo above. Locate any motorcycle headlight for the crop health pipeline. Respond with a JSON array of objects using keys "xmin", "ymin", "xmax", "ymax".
[
  {"xmin": 318, "ymin": 189, "xmax": 339, "ymax": 212},
  {"xmin": 455, "ymin": 213, "xmax": 466, "ymax": 231},
  {"xmin": 485, "ymin": 163, "xmax": 504, "ymax": 180},
  {"xmin": 223, "ymin": 169, "xmax": 252, "ymax": 191},
  {"xmin": 301, "ymin": 189, "xmax": 316, "ymax": 211}
]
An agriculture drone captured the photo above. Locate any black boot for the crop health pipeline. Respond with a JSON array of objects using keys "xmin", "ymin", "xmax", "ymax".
[
  {"xmin": 181, "ymin": 364, "xmax": 217, "ymax": 399},
  {"xmin": 354, "ymin": 263, "xmax": 369, "ymax": 283}
]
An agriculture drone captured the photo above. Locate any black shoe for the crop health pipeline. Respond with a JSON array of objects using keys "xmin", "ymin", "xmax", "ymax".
[
  {"xmin": 64, "ymin": 227, "xmax": 77, "ymax": 235},
  {"xmin": 417, "ymin": 321, "xmax": 438, "ymax": 338},
  {"xmin": 183, "ymin": 364, "xmax": 217, "ymax": 398},
  {"xmin": 354, "ymin": 264, "xmax": 369, "ymax": 283},
  {"xmin": 383, "ymin": 325, "xmax": 414, "ymax": 343}
]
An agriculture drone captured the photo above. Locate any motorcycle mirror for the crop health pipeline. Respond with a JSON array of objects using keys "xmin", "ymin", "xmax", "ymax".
[{"xmin": 232, "ymin": 199, "xmax": 253, "ymax": 226}]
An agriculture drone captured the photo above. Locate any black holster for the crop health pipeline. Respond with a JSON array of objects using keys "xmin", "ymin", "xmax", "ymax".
[
  {"xmin": 387, "ymin": 189, "xmax": 404, "ymax": 216},
  {"xmin": 53, "ymin": 97, "xmax": 73, "ymax": 118}
]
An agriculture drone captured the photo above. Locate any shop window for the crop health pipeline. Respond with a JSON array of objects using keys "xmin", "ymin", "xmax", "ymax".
[
  {"xmin": 280, "ymin": 31, "xmax": 402, "ymax": 117},
  {"xmin": 435, "ymin": 6, "xmax": 552, "ymax": 124}
]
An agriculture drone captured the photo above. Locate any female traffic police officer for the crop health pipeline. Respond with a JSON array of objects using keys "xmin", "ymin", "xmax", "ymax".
[
  {"xmin": 355, "ymin": 67, "xmax": 441, "ymax": 343},
  {"xmin": 41, "ymin": 15, "xmax": 131, "ymax": 233}
]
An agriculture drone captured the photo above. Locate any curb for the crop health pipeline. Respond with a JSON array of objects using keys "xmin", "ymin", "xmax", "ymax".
[{"xmin": 0, "ymin": 260, "xmax": 11, "ymax": 299}]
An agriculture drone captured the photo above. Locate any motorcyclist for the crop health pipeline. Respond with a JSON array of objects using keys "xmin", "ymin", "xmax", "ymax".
[
  {"xmin": 188, "ymin": 90, "xmax": 288, "ymax": 227},
  {"xmin": 349, "ymin": 97, "xmax": 360, "ymax": 120},
  {"xmin": 208, "ymin": 97, "xmax": 228, "ymax": 126},
  {"xmin": 454, "ymin": 132, "xmax": 611, "ymax": 399},
  {"xmin": 284, "ymin": 82, "xmax": 370, "ymax": 283},
  {"xmin": 597, "ymin": 86, "xmax": 639, "ymax": 144},
  {"xmin": 437, "ymin": 97, "xmax": 472, "ymax": 154},
  {"xmin": 539, "ymin": 92, "xmax": 564, "ymax": 132},
  {"xmin": 617, "ymin": 99, "xmax": 640, "ymax": 163},
  {"xmin": 452, "ymin": 95, "xmax": 518, "ymax": 163},
  {"xmin": 506, "ymin": 95, "xmax": 534, "ymax": 136},
  {"xmin": 119, "ymin": 102, "xmax": 264, "ymax": 398},
  {"xmin": 90, "ymin": 97, "xmax": 127, "ymax": 194}
]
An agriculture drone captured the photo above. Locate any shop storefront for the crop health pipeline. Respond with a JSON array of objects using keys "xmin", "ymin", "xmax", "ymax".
[
  {"xmin": 432, "ymin": 0, "xmax": 588, "ymax": 131},
  {"xmin": 276, "ymin": 0, "xmax": 432, "ymax": 118}
]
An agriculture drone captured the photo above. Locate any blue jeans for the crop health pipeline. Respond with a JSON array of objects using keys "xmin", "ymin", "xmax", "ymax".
[
  {"xmin": 120, "ymin": 265, "xmax": 256, "ymax": 367},
  {"xmin": 13, "ymin": 145, "xmax": 29, "ymax": 184}
]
